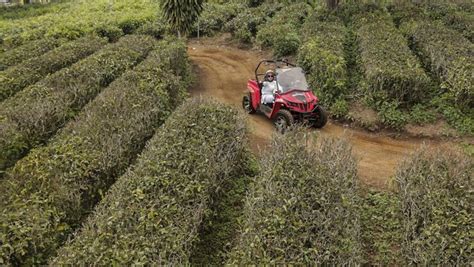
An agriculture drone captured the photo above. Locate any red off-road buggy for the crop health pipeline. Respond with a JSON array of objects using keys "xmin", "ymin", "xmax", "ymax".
[{"xmin": 242, "ymin": 59, "xmax": 327, "ymax": 133}]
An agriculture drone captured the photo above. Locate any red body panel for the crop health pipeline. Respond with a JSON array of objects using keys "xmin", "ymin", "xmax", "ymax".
[{"xmin": 247, "ymin": 79, "xmax": 320, "ymax": 120}]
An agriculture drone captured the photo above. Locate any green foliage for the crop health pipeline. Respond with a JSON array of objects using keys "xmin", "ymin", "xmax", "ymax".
[
  {"xmin": 94, "ymin": 25, "xmax": 124, "ymax": 42},
  {"xmin": 355, "ymin": 13, "xmax": 431, "ymax": 106},
  {"xmin": 408, "ymin": 104, "xmax": 437, "ymax": 125},
  {"xmin": 135, "ymin": 19, "xmax": 169, "ymax": 39},
  {"xmin": 51, "ymin": 99, "xmax": 247, "ymax": 265},
  {"xmin": 395, "ymin": 147, "xmax": 474, "ymax": 265},
  {"xmin": 0, "ymin": 37, "xmax": 191, "ymax": 265},
  {"xmin": 191, "ymin": 2, "xmax": 244, "ymax": 36},
  {"xmin": 255, "ymin": 3, "xmax": 310, "ymax": 57},
  {"xmin": 377, "ymin": 101, "xmax": 408, "ymax": 130},
  {"xmin": 360, "ymin": 191, "xmax": 403, "ymax": 265},
  {"xmin": 0, "ymin": 0, "xmax": 156, "ymax": 49},
  {"xmin": 402, "ymin": 20, "xmax": 473, "ymax": 111},
  {"xmin": 0, "ymin": 35, "xmax": 155, "ymax": 173},
  {"xmin": 230, "ymin": 131, "xmax": 362, "ymax": 264},
  {"xmin": 0, "ymin": 38, "xmax": 63, "ymax": 71},
  {"xmin": 190, "ymin": 153, "xmax": 258, "ymax": 265},
  {"xmin": 298, "ymin": 14, "xmax": 348, "ymax": 112},
  {"xmin": 0, "ymin": 35, "xmax": 106, "ymax": 101},
  {"xmin": 225, "ymin": 2, "xmax": 282, "ymax": 43},
  {"xmin": 160, "ymin": 0, "xmax": 203, "ymax": 36}
]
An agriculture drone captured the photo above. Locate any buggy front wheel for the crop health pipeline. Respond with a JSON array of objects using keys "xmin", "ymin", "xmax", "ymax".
[{"xmin": 274, "ymin": 109, "xmax": 294, "ymax": 134}]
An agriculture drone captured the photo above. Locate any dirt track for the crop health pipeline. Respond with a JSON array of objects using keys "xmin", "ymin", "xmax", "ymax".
[{"xmin": 188, "ymin": 38, "xmax": 440, "ymax": 190}]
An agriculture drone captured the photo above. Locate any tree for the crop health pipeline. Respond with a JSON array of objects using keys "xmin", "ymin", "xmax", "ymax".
[{"xmin": 160, "ymin": 0, "xmax": 203, "ymax": 38}]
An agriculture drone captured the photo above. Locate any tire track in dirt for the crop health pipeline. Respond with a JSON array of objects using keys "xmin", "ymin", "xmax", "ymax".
[{"xmin": 188, "ymin": 40, "xmax": 441, "ymax": 190}]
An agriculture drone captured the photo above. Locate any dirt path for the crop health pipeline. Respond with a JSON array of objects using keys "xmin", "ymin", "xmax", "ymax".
[{"xmin": 188, "ymin": 39, "xmax": 441, "ymax": 190}]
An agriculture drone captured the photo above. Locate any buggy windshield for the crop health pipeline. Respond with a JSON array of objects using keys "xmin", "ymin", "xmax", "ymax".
[{"xmin": 276, "ymin": 67, "xmax": 309, "ymax": 93}]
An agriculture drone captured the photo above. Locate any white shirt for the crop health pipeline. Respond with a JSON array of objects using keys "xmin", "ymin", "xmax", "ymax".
[{"xmin": 262, "ymin": 81, "xmax": 277, "ymax": 95}]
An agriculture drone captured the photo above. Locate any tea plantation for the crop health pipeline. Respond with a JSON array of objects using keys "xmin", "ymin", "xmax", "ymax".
[{"xmin": 0, "ymin": 0, "xmax": 472, "ymax": 265}]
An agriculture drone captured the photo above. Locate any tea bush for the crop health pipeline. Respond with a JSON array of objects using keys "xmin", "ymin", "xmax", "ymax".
[
  {"xmin": 355, "ymin": 14, "xmax": 431, "ymax": 106},
  {"xmin": 0, "ymin": 38, "xmax": 63, "ymax": 71},
  {"xmin": 298, "ymin": 14, "xmax": 348, "ymax": 114},
  {"xmin": 229, "ymin": 131, "xmax": 362, "ymax": 264},
  {"xmin": 225, "ymin": 2, "xmax": 282, "ymax": 43},
  {"xmin": 0, "ymin": 35, "xmax": 154, "ymax": 173},
  {"xmin": 51, "ymin": 99, "xmax": 247, "ymax": 265},
  {"xmin": 402, "ymin": 20, "xmax": 473, "ymax": 111},
  {"xmin": 0, "ymin": 38, "xmax": 191, "ymax": 265},
  {"xmin": 191, "ymin": 2, "xmax": 245, "ymax": 37},
  {"xmin": 255, "ymin": 3, "xmax": 310, "ymax": 57},
  {"xmin": 0, "ymin": 0, "xmax": 156, "ymax": 49},
  {"xmin": 0, "ymin": 35, "xmax": 106, "ymax": 101},
  {"xmin": 395, "ymin": 147, "xmax": 473, "ymax": 265}
]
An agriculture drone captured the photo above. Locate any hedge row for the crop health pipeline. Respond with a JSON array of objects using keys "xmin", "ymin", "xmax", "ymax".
[
  {"xmin": 355, "ymin": 14, "xmax": 431, "ymax": 106},
  {"xmin": 0, "ymin": 37, "xmax": 191, "ymax": 265},
  {"xmin": 191, "ymin": 2, "xmax": 244, "ymax": 37},
  {"xmin": 229, "ymin": 130, "xmax": 361, "ymax": 264},
  {"xmin": 402, "ymin": 20, "xmax": 473, "ymax": 110},
  {"xmin": 255, "ymin": 3, "xmax": 311, "ymax": 57},
  {"xmin": 0, "ymin": 0, "xmax": 155, "ymax": 49},
  {"xmin": 0, "ymin": 34, "xmax": 154, "ymax": 173},
  {"xmin": 224, "ymin": 2, "xmax": 282, "ymax": 43},
  {"xmin": 0, "ymin": 35, "xmax": 106, "ymax": 101},
  {"xmin": 395, "ymin": 147, "xmax": 473, "ymax": 265},
  {"xmin": 0, "ymin": 38, "xmax": 64, "ymax": 71},
  {"xmin": 51, "ymin": 99, "xmax": 246, "ymax": 265},
  {"xmin": 297, "ymin": 14, "xmax": 348, "ymax": 116}
]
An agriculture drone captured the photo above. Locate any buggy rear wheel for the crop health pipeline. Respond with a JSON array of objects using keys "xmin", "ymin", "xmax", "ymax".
[
  {"xmin": 274, "ymin": 109, "xmax": 294, "ymax": 134},
  {"xmin": 312, "ymin": 106, "xmax": 327, "ymax": 128},
  {"xmin": 242, "ymin": 94, "xmax": 256, "ymax": 114}
]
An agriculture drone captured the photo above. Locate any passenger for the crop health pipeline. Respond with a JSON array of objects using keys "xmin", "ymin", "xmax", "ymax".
[{"xmin": 261, "ymin": 69, "xmax": 278, "ymax": 105}]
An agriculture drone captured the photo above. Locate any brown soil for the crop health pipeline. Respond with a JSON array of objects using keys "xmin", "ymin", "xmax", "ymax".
[{"xmin": 187, "ymin": 37, "xmax": 448, "ymax": 190}]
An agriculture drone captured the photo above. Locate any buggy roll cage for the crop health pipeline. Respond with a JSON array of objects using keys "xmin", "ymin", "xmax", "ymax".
[{"xmin": 255, "ymin": 59, "xmax": 297, "ymax": 84}]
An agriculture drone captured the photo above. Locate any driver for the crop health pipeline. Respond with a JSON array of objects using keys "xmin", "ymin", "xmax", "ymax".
[{"xmin": 261, "ymin": 69, "xmax": 278, "ymax": 105}]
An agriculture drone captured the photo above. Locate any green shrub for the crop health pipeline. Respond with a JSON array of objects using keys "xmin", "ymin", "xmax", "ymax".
[
  {"xmin": 360, "ymin": 191, "xmax": 402, "ymax": 265},
  {"xmin": 297, "ymin": 16, "xmax": 348, "ymax": 110},
  {"xmin": 95, "ymin": 24, "xmax": 124, "ymax": 42},
  {"xmin": 51, "ymin": 99, "xmax": 246, "ymax": 265},
  {"xmin": 191, "ymin": 2, "xmax": 244, "ymax": 36},
  {"xmin": 377, "ymin": 101, "xmax": 408, "ymax": 130},
  {"xmin": 408, "ymin": 104, "xmax": 437, "ymax": 125},
  {"xmin": 136, "ymin": 20, "xmax": 169, "ymax": 39},
  {"xmin": 395, "ymin": 147, "xmax": 473, "ymax": 265},
  {"xmin": 440, "ymin": 10, "xmax": 474, "ymax": 42},
  {"xmin": 0, "ymin": 35, "xmax": 155, "ymax": 173},
  {"xmin": 0, "ymin": 38, "xmax": 63, "ymax": 71},
  {"xmin": 0, "ymin": 35, "xmax": 106, "ymax": 101},
  {"xmin": 0, "ymin": 37, "xmax": 191, "ymax": 265},
  {"xmin": 229, "ymin": 131, "xmax": 362, "ymax": 264},
  {"xmin": 355, "ymin": 15, "xmax": 431, "ymax": 106},
  {"xmin": 255, "ymin": 3, "xmax": 310, "ymax": 57},
  {"xmin": 402, "ymin": 20, "xmax": 473, "ymax": 110},
  {"xmin": 225, "ymin": 2, "xmax": 282, "ymax": 43}
]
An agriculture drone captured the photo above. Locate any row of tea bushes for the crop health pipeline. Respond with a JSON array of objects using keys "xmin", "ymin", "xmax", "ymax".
[
  {"xmin": 0, "ymin": 38, "xmax": 191, "ymax": 265},
  {"xmin": 229, "ymin": 130, "xmax": 361, "ymax": 264},
  {"xmin": 0, "ymin": 35, "xmax": 106, "ymax": 101},
  {"xmin": 401, "ymin": 20, "xmax": 473, "ymax": 110},
  {"xmin": 297, "ymin": 14, "xmax": 348, "ymax": 117},
  {"xmin": 255, "ymin": 3, "xmax": 311, "ymax": 57},
  {"xmin": 191, "ymin": 2, "xmax": 245, "ymax": 37},
  {"xmin": 395, "ymin": 147, "xmax": 473, "ymax": 265},
  {"xmin": 0, "ymin": 38, "xmax": 64, "ymax": 71},
  {"xmin": 51, "ymin": 99, "xmax": 247, "ymax": 265},
  {"xmin": 0, "ymin": 35, "xmax": 154, "ymax": 173},
  {"xmin": 224, "ymin": 2, "xmax": 282, "ymax": 43},
  {"xmin": 355, "ymin": 13, "xmax": 431, "ymax": 106},
  {"xmin": 0, "ymin": 0, "xmax": 156, "ymax": 49}
]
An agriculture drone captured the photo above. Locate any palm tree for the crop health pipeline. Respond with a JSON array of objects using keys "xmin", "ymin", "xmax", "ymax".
[{"xmin": 160, "ymin": 0, "xmax": 203, "ymax": 38}]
